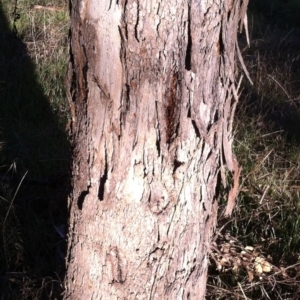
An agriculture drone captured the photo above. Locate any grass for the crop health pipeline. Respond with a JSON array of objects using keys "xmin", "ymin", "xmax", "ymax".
[
  {"xmin": 207, "ymin": 2, "xmax": 300, "ymax": 299},
  {"xmin": 1, "ymin": 0, "xmax": 300, "ymax": 299},
  {"xmin": 0, "ymin": 0, "xmax": 70, "ymax": 299}
]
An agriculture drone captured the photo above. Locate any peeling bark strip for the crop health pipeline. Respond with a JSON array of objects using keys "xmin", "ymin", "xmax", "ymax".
[{"xmin": 64, "ymin": 0, "xmax": 248, "ymax": 299}]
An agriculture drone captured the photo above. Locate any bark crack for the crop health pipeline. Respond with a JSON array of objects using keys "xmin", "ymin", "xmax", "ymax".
[
  {"xmin": 78, "ymin": 31, "xmax": 89, "ymax": 102},
  {"xmin": 164, "ymin": 71, "xmax": 181, "ymax": 144},
  {"xmin": 185, "ymin": 3, "xmax": 192, "ymax": 71},
  {"xmin": 77, "ymin": 188, "xmax": 90, "ymax": 210},
  {"xmin": 173, "ymin": 159, "xmax": 184, "ymax": 175},
  {"xmin": 98, "ymin": 149, "xmax": 108, "ymax": 201},
  {"xmin": 134, "ymin": 0, "xmax": 140, "ymax": 42},
  {"xmin": 191, "ymin": 120, "xmax": 200, "ymax": 138},
  {"xmin": 155, "ymin": 101, "xmax": 161, "ymax": 157}
]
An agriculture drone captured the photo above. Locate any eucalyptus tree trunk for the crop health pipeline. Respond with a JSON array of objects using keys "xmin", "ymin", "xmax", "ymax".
[{"xmin": 64, "ymin": 0, "xmax": 248, "ymax": 299}]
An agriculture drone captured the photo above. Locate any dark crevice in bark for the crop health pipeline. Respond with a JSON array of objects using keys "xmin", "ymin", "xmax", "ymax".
[
  {"xmin": 213, "ymin": 109, "xmax": 219, "ymax": 123},
  {"xmin": 68, "ymin": 30, "xmax": 76, "ymax": 100},
  {"xmin": 98, "ymin": 153, "xmax": 108, "ymax": 201},
  {"xmin": 165, "ymin": 71, "xmax": 180, "ymax": 144},
  {"xmin": 132, "ymin": 134, "xmax": 138, "ymax": 150},
  {"xmin": 118, "ymin": 25, "xmax": 126, "ymax": 46},
  {"xmin": 143, "ymin": 165, "xmax": 147, "ymax": 178},
  {"xmin": 185, "ymin": 264, "xmax": 195, "ymax": 284},
  {"xmin": 205, "ymin": 214, "xmax": 210, "ymax": 224},
  {"xmin": 155, "ymin": 3, "xmax": 161, "ymax": 35},
  {"xmin": 155, "ymin": 20, "xmax": 160, "ymax": 35},
  {"xmin": 122, "ymin": 0, "xmax": 128, "ymax": 40},
  {"xmin": 172, "ymin": 159, "xmax": 184, "ymax": 174},
  {"xmin": 218, "ymin": 22, "xmax": 225, "ymax": 55},
  {"xmin": 191, "ymin": 120, "xmax": 200, "ymax": 138},
  {"xmin": 81, "ymin": 44, "xmax": 89, "ymax": 102},
  {"xmin": 134, "ymin": 0, "xmax": 140, "ymax": 42},
  {"xmin": 155, "ymin": 101, "xmax": 161, "ymax": 157},
  {"xmin": 108, "ymin": 0, "xmax": 112, "ymax": 10},
  {"xmin": 118, "ymin": 111, "xmax": 122, "ymax": 141},
  {"xmin": 227, "ymin": 10, "xmax": 231, "ymax": 22},
  {"xmin": 78, "ymin": 189, "xmax": 89, "ymax": 210},
  {"xmin": 187, "ymin": 105, "xmax": 191, "ymax": 118},
  {"xmin": 156, "ymin": 138, "xmax": 161, "ymax": 157},
  {"xmin": 157, "ymin": 228, "xmax": 160, "ymax": 242},
  {"xmin": 185, "ymin": 4, "xmax": 192, "ymax": 71},
  {"xmin": 120, "ymin": 83, "xmax": 130, "ymax": 134},
  {"xmin": 174, "ymin": 121, "xmax": 180, "ymax": 139},
  {"xmin": 125, "ymin": 83, "xmax": 130, "ymax": 111},
  {"xmin": 215, "ymin": 172, "xmax": 222, "ymax": 199}
]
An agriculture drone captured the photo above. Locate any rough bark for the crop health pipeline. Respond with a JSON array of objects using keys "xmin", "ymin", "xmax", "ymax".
[{"xmin": 64, "ymin": 0, "xmax": 248, "ymax": 299}]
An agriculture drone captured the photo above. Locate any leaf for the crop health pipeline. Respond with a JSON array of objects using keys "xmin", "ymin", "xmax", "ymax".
[
  {"xmin": 244, "ymin": 246, "xmax": 254, "ymax": 251},
  {"xmin": 247, "ymin": 269, "xmax": 254, "ymax": 282},
  {"xmin": 254, "ymin": 257, "xmax": 272, "ymax": 274}
]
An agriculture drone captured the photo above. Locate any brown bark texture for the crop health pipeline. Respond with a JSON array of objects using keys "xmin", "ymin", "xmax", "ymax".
[{"xmin": 64, "ymin": 0, "xmax": 248, "ymax": 299}]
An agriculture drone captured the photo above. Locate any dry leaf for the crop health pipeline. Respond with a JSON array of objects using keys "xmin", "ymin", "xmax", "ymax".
[
  {"xmin": 247, "ymin": 269, "xmax": 254, "ymax": 282},
  {"xmin": 245, "ymin": 246, "xmax": 254, "ymax": 251},
  {"xmin": 254, "ymin": 257, "xmax": 272, "ymax": 274}
]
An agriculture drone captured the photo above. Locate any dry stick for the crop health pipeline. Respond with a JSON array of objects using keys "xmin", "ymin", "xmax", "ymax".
[
  {"xmin": 244, "ymin": 149, "xmax": 273, "ymax": 181},
  {"xmin": 268, "ymin": 74, "xmax": 291, "ymax": 100},
  {"xmin": 259, "ymin": 185, "xmax": 270, "ymax": 204},
  {"xmin": 262, "ymin": 130, "xmax": 284, "ymax": 137},
  {"xmin": 33, "ymin": 5, "xmax": 64, "ymax": 12},
  {"xmin": 238, "ymin": 282, "xmax": 250, "ymax": 300},
  {"xmin": 236, "ymin": 41, "xmax": 253, "ymax": 86}
]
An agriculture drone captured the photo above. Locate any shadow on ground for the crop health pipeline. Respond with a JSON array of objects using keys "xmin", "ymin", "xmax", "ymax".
[
  {"xmin": 237, "ymin": 2, "xmax": 300, "ymax": 145},
  {"xmin": 0, "ymin": 3, "xmax": 70, "ymax": 299}
]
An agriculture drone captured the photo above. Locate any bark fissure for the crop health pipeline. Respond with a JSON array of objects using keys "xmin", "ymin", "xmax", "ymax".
[
  {"xmin": 134, "ymin": 0, "xmax": 140, "ymax": 42},
  {"xmin": 191, "ymin": 120, "xmax": 200, "ymax": 138},
  {"xmin": 155, "ymin": 101, "xmax": 161, "ymax": 157},
  {"xmin": 173, "ymin": 159, "xmax": 184, "ymax": 175},
  {"xmin": 98, "ymin": 149, "xmax": 108, "ymax": 201},
  {"xmin": 77, "ymin": 189, "xmax": 89, "ymax": 210},
  {"xmin": 185, "ymin": 3, "xmax": 192, "ymax": 71},
  {"xmin": 165, "ymin": 70, "xmax": 181, "ymax": 144}
]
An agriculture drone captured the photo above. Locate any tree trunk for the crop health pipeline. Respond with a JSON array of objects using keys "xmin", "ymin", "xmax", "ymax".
[{"xmin": 64, "ymin": 0, "xmax": 248, "ymax": 299}]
